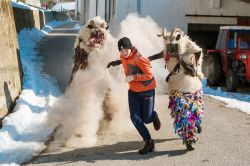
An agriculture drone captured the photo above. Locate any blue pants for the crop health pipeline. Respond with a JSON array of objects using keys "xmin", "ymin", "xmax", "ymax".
[{"xmin": 128, "ymin": 89, "xmax": 156, "ymax": 141}]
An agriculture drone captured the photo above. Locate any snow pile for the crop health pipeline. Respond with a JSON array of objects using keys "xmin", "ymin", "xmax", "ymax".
[
  {"xmin": 209, "ymin": 95, "xmax": 250, "ymax": 114},
  {"xmin": 203, "ymin": 80, "xmax": 250, "ymax": 114},
  {"xmin": 74, "ymin": 23, "xmax": 82, "ymax": 30},
  {"xmin": 42, "ymin": 19, "xmax": 73, "ymax": 33},
  {"xmin": 0, "ymin": 20, "xmax": 69, "ymax": 164}
]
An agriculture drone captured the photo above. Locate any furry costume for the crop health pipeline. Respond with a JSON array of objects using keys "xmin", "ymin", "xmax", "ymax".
[
  {"xmin": 70, "ymin": 17, "xmax": 115, "ymax": 122},
  {"xmin": 70, "ymin": 17, "xmax": 109, "ymax": 83},
  {"xmin": 157, "ymin": 28, "xmax": 204, "ymax": 148}
]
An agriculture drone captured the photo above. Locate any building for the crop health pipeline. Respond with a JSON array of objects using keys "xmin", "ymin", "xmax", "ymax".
[
  {"xmin": 75, "ymin": 0, "xmax": 116, "ymax": 23},
  {"xmin": 136, "ymin": 0, "xmax": 250, "ymax": 52},
  {"xmin": 18, "ymin": 0, "xmax": 42, "ymax": 7},
  {"xmin": 52, "ymin": 2, "xmax": 76, "ymax": 18},
  {"xmin": 76, "ymin": 0, "xmax": 250, "ymax": 51}
]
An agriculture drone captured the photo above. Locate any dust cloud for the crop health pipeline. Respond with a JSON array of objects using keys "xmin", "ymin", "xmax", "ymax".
[{"xmin": 47, "ymin": 13, "xmax": 167, "ymax": 149}]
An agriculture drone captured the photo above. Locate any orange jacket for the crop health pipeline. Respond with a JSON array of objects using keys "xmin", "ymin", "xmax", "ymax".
[{"xmin": 120, "ymin": 48, "xmax": 156, "ymax": 92}]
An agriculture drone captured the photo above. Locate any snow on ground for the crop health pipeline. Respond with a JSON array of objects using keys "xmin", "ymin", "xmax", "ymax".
[
  {"xmin": 0, "ymin": 20, "xmax": 70, "ymax": 165},
  {"xmin": 202, "ymin": 80, "xmax": 250, "ymax": 114},
  {"xmin": 42, "ymin": 19, "xmax": 73, "ymax": 33},
  {"xmin": 74, "ymin": 23, "xmax": 82, "ymax": 30}
]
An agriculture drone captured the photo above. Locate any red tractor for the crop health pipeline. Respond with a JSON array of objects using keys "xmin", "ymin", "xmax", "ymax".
[{"xmin": 206, "ymin": 26, "xmax": 250, "ymax": 92}]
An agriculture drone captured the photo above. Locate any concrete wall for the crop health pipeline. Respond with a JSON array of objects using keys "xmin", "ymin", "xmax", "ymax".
[
  {"xmin": 0, "ymin": 0, "xmax": 22, "ymax": 119},
  {"xmin": 13, "ymin": 8, "xmax": 70, "ymax": 32},
  {"xmin": 13, "ymin": 8, "xmax": 39, "ymax": 32}
]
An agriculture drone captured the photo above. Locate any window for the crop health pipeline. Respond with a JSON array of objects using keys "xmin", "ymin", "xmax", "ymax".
[
  {"xmin": 238, "ymin": 30, "xmax": 250, "ymax": 49},
  {"xmin": 216, "ymin": 30, "xmax": 223, "ymax": 49},
  {"xmin": 220, "ymin": 30, "xmax": 227, "ymax": 50},
  {"xmin": 228, "ymin": 32, "xmax": 237, "ymax": 49}
]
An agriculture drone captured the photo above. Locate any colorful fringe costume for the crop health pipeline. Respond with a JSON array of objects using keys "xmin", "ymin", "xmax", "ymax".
[{"xmin": 168, "ymin": 89, "xmax": 204, "ymax": 145}]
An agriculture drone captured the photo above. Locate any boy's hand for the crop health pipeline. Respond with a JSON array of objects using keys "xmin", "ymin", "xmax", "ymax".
[{"xmin": 124, "ymin": 75, "xmax": 134, "ymax": 83}]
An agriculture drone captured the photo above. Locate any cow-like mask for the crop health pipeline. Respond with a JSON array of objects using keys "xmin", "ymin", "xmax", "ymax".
[{"xmin": 87, "ymin": 19, "xmax": 109, "ymax": 48}]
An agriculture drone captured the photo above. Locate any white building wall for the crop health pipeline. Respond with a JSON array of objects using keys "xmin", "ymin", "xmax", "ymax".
[
  {"xmin": 139, "ymin": 0, "xmax": 250, "ymax": 32},
  {"xmin": 77, "ymin": 0, "xmax": 250, "ymax": 32},
  {"xmin": 76, "ymin": 0, "xmax": 84, "ymax": 23},
  {"xmin": 110, "ymin": 0, "xmax": 250, "ymax": 34},
  {"xmin": 188, "ymin": 0, "xmax": 250, "ymax": 16},
  {"xmin": 89, "ymin": 0, "xmax": 97, "ymax": 19},
  {"xmin": 77, "ymin": 0, "xmax": 107, "ymax": 24},
  {"xmin": 97, "ymin": 0, "xmax": 106, "ymax": 19},
  {"xmin": 109, "ymin": 0, "xmax": 137, "ymax": 36}
]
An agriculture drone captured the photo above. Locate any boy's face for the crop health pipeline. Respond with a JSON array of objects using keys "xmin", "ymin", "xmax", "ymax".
[{"xmin": 120, "ymin": 49, "xmax": 131, "ymax": 58}]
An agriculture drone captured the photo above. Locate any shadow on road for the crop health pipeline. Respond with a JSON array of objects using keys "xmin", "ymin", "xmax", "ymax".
[{"xmin": 31, "ymin": 138, "xmax": 186, "ymax": 164}]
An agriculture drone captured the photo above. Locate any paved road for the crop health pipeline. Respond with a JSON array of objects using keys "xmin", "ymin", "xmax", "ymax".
[
  {"xmin": 38, "ymin": 21, "xmax": 79, "ymax": 91},
  {"xmin": 24, "ymin": 22, "xmax": 250, "ymax": 166}
]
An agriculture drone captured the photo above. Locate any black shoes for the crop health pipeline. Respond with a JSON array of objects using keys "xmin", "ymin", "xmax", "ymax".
[
  {"xmin": 153, "ymin": 112, "xmax": 161, "ymax": 131},
  {"xmin": 197, "ymin": 126, "xmax": 202, "ymax": 134},
  {"xmin": 186, "ymin": 141, "xmax": 195, "ymax": 151},
  {"xmin": 138, "ymin": 139, "xmax": 155, "ymax": 154}
]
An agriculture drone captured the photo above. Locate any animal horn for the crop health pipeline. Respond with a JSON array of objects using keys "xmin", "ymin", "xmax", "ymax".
[
  {"xmin": 163, "ymin": 28, "xmax": 167, "ymax": 39},
  {"xmin": 90, "ymin": 20, "xmax": 96, "ymax": 27},
  {"xmin": 170, "ymin": 28, "xmax": 184, "ymax": 38},
  {"xmin": 157, "ymin": 29, "xmax": 164, "ymax": 37},
  {"xmin": 100, "ymin": 22, "xmax": 106, "ymax": 28},
  {"xmin": 157, "ymin": 28, "xmax": 168, "ymax": 38}
]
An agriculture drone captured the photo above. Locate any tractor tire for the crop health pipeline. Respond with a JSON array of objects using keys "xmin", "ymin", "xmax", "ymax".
[
  {"xmin": 205, "ymin": 54, "xmax": 222, "ymax": 86},
  {"xmin": 226, "ymin": 69, "xmax": 238, "ymax": 92}
]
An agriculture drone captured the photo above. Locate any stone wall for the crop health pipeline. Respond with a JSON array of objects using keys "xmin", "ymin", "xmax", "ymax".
[
  {"xmin": 0, "ymin": 0, "xmax": 22, "ymax": 119},
  {"xmin": 0, "ymin": 1, "xmax": 70, "ymax": 120}
]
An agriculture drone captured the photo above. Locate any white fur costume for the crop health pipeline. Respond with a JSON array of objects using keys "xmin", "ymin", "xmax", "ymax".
[
  {"xmin": 158, "ymin": 28, "xmax": 204, "ymax": 95},
  {"xmin": 49, "ymin": 17, "xmax": 129, "ymax": 148},
  {"xmin": 158, "ymin": 28, "xmax": 204, "ymax": 148}
]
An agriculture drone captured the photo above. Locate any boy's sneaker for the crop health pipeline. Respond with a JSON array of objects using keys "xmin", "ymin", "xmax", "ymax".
[
  {"xmin": 138, "ymin": 139, "xmax": 155, "ymax": 154},
  {"xmin": 153, "ymin": 112, "xmax": 161, "ymax": 131}
]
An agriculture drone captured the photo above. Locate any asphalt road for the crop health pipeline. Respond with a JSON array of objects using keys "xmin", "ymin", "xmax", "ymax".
[
  {"xmin": 37, "ymin": 21, "xmax": 79, "ymax": 91},
  {"xmin": 23, "ymin": 22, "xmax": 250, "ymax": 166}
]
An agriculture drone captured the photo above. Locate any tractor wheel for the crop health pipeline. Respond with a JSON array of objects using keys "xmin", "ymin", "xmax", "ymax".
[
  {"xmin": 226, "ymin": 69, "xmax": 238, "ymax": 92},
  {"xmin": 205, "ymin": 54, "xmax": 222, "ymax": 86}
]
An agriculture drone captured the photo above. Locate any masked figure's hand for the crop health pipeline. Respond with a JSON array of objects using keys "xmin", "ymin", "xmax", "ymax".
[{"xmin": 107, "ymin": 60, "xmax": 121, "ymax": 68}]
